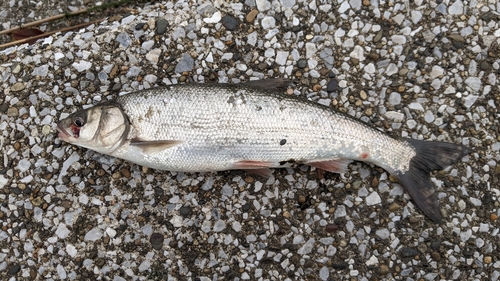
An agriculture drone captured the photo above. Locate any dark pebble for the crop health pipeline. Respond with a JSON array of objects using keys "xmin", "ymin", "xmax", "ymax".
[
  {"xmin": 156, "ymin": 19, "xmax": 169, "ymax": 35},
  {"xmin": 150, "ymin": 233, "xmax": 164, "ymax": 250},
  {"xmin": 242, "ymin": 203, "xmax": 251, "ymax": 212},
  {"xmin": 0, "ymin": 103, "xmax": 8, "ymax": 113},
  {"xmin": 135, "ymin": 23, "xmax": 145, "ymax": 30},
  {"xmin": 430, "ymin": 240, "xmax": 442, "ymax": 250},
  {"xmin": 8, "ymin": 264, "xmax": 20, "ymax": 275},
  {"xmin": 221, "ymin": 15, "xmax": 238, "ymax": 31},
  {"xmin": 463, "ymin": 245, "xmax": 474, "ymax": 257},
  {"xmin": 331, "ymin": 263, "xmax": 348, "ymax": 270},
  {"xmin": 325, "ymin": 224, "xmax": 338, "ymax": 233},
  {"xmin": 179, "ymin": 206, "xmax": 192, "ymax": 217},
  {"xmin": 154, "ymin": 187, "xmax": 164, "ymax": 196},
  {"xmin": 10, "ymin": 187, "xmax": 22, "ymax": 195},
  {"xmin": 480, "ymin": 11, "xmax": 500, "ymax": 21},
  {"xmin": 479, "ymin": 61, "xmax": 491, "ymax": 70},
  {"xmin": 400, "ymin": 247, "xmax": 419, "ymax": 258},
  {"xmin": 482, "ymin": 191, "xmax": 494, "ymax": 206},
  {"xmin": 326, "ymin": 79, "xmax": 338, "ymax": 93},
  {"xmin": 297, "ymin": 59, "xmax": 307, "ymax": 69},
  {"xmin": 431, "ymin": 251, "xmax": 441, "ymax": 261}
]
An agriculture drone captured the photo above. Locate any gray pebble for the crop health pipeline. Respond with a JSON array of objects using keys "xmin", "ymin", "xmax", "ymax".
[
  {"xmin": 156, "ymin": 19, "xmax": 169, "ymax": 35},
  {"xmin": 400, "ymin": 247, "xmax": 419, "ymax": 258},
  {"xmin": 327, "ymin": 79, "xmax": 338, "ymax": 93},
  {"xmin": 221, "ymin": 15, "xmax": 238, "ymax": 31},
  {"xmin": 389, "ymin": 92, "xmax": 401, "ymax": 106},
  {"xmin": 175, "ymin": 53, "xmax": 194, "ymax": 73},
  {"xmin": 116, "ymin": 33, "xmax": 131, "ymax": 48}
]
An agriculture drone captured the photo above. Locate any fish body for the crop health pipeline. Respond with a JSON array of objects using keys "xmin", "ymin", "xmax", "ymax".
[{"xmin": 57, "ymin": 80, "xmax": 471, "ymax": 223}]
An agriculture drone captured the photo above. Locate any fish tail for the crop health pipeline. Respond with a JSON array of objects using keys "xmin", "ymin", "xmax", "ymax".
[{"xmin": 394, "ymin": 139, "xmax": 471, "ymax": 223}]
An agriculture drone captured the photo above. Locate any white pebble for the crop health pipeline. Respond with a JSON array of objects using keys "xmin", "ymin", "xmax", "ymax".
[
  {"xmin": 366, "ymin": 192, "xmax": 381, "ymax": 206},
  {"xmin": 84, "ymin": 227, "xmax": 103, "ymax": 241},
  {"xmin": 424, "ymin": 111, "xmax": 435, "ymax": 123},
  {"xmin": 261, "ymin": 16, "xmax": 276, "ymax": 29}
]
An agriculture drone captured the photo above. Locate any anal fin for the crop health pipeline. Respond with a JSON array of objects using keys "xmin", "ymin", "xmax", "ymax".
[
  {"xmin": 130, "ymin": 139, "xmax": 182, "ymax": 153},
  {"xmin": 306, "ymin": 159, "xmax": 353, "ymax": 174}
]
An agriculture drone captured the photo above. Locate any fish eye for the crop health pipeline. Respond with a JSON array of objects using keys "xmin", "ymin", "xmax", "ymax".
[{"xmin": 73, "ymin": 116, "xmax": 85, "ymax": 127}]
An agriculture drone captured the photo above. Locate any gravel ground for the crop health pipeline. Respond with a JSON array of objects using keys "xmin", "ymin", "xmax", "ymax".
[{"xmin": 1, "ymin": 0, "xmax": 500, "ymax": 280}]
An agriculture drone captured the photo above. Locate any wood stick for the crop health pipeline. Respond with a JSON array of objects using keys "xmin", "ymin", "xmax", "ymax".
[
  {"xmin": 0, "ymin": 8, "xmax": 90, "ymax": 36},
  {"xmin": 0, "ymin": 19, "xmax": 103, "ymax": 50}
]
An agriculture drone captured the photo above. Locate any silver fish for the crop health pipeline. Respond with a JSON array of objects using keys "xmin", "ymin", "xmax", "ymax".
[{"xmin": 57, "ymin": 79, "xmax": 471, "ymax": 223}]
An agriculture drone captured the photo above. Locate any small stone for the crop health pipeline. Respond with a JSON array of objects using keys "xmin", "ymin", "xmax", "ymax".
[
  {"xmin": 120, "ymin": 168, "xmax": 131, "ymax": 178},
  {"xmin": 325, "ymin": 224, "xmax": 338, "ymax": 233},
  {"xmin": 388, "ymin": 202, "xmax": 400, "ymax": 212},
  {"xmin": 11, "ymin": 82, "xmax": 25, "ymax": 92},
  {"xmin": 431, "ymin": 251, "xmax": 441, "ymax": 261},
  {"xmin": 364, "ymin": 107, "xmax": 372, "ymax": 116},
  {"xmin": 275, "ymin": 51, "xmax": 288, "ymax": 66},
  {"xmin": 424, "ymin": 111, "xmax": 435, "ymax": 123},
  {"xmin": 261, "ymin": 16, "xmax": 276, "ymax": 29},
  {"xmin": 297, "ymin": 59, "xmax": 307, "ymax": 68},
  {"xmin": 221, "ymin": 15, "xmax": 238, "ymax": 31},
  {"xmin": 484, "ymin": 256, "xmax": 492, "ymax": 264},
  {"xmin": 327, "ymin": 80, "xmax": 338, "ymax": 93},
  {"xmin": 298, "ymin": 195, "xmax": 306, "ymax": 204},
  {"xmin": 465, "ymin": 77, "xmax": 481, "ymax": 92},
  {"xmin": 246, "ymin": 10, "xmax": 259, "ymax": 23},
  {"xmin": 359, "ymin": 90, "xmax": 367, "ymax": 100},
  {"xmin": 213, "ymin": 220, "xmax": 226, "ymax": 232},
  {"xmin": 366, "ymin": 192, "xmax": 382, "ymax": 206},
  {"xmin": 389, "ymin": 92, "xmax": 401, "ymax": 105},
  {"xmin": 84, "ymin": 227, "xmax": 103, "ymax": 241},
  {"xmin": 378, "ymin": 264, "xmax": 389, "ymax": 275},
  {"xmin": 319, "ymin": 266, "xmax": 329, "ymax": 280},
  {"xmin": 156, "ymin": 19, "xmax": 169, "ymax": 35},
  {"xmin": 116, "ymin": 33, "xmax": 131, "ymax": 48},
  {"xmin": 491, "ymin": 213, "xmax": 498, "ymax": 221},
  {"xmin": 313, "ymin": 84, "xmax": 322, "ymax": 91},
  {"xmin": 8, "ymin": 264, "xmax": 20, "ymax": 275},
  {"xmin": 180, "ymin": 206, "xmax": 192, "ymax": 217},
  {"xmin": 479, "ymin": 61, "xmax": 491, "ymax": 70},
  {"xmin": 7, "ymin": 107, "xmax": 19, "ymax": 117},
  {"xmin": 362, "ymin": 0, "xmax": 370, "ymax": 6},
  {"xmin": 204, "ymin": 11, "xmax": 222, "ymax": 24},
  {"xmin": 72, "ymin": 61, "xmax": 92, "ymax": 72},
  {"xmin": 400, "ymin": 247, "xmax": 419, "ymax": 258},
  {"xmin": 371, "ymin": 176, "xmax": 379, "ymax": 187},
  {"xmin": 256, "ymin": 0, "xmax": 271, "ymax": 11},
  {"xmin": 150, "ymin": 233, "xmax": 164, "ymax": 250},
  {"xmin": 175, "ymin": 54, "xmax": 194, "ymax": 73},
  {"xmin": 448, "ymin": 0, "xmax": 464, "ymax": 15}
]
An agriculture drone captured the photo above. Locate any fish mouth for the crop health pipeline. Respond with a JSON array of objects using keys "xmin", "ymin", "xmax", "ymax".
[{"xmin": 56, "ymin": 123, "xmax": 71, "ymax": 139}]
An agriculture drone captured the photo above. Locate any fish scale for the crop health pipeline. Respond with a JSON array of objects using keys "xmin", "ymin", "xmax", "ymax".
[
  {"xmin": 57, "ymin": 80, "xmax": 471, "ymax": 223},
  {"xmin": 114, "ymin": 84, "xmax": 414, "ymax": 172}
]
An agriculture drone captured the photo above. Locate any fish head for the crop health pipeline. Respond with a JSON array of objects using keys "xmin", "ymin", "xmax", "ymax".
[{"xmin": 57, "ymin": 104, "xmax": 129, "ymax": 154}]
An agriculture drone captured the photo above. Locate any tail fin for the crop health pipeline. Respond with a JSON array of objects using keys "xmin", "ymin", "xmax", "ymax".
[{"xmin": 394, "ymin": 139, "xmax": 471, "ymax": 223}]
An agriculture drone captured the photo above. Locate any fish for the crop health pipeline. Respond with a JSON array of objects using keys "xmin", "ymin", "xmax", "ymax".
[{"xmin": 57, "ymin": 79, "xmax": 471, "ymax": 223}]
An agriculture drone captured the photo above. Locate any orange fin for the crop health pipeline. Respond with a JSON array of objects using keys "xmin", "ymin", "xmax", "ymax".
[
  {"xmin": 234, "ymin": 160, "xmax": 274, "ymax": 177},
  {"xmin": 130, "ymin": 139, "xmax": 182, "ymax": 153},
  {"xmin": 306, "ymin": 159, "xmax": 353, "ymax": 174}
]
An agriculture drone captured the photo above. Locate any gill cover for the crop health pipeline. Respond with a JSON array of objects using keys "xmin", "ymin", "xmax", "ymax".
[{"xmin": 57, "ymin": 103, "xmax": 130, "ymax": 154}]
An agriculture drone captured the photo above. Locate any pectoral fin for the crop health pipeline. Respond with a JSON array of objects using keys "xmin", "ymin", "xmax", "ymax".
[
  {"xmin": 243, "ymin": 78, "xmax": 292, "ymax": 91},
  {"xmin": 130, "ymin": 139, "xmax": 182, "ymax": 153},
  {"xmin": 234, "ymin": 160, "xmax": 274, "ymax": 177}
]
